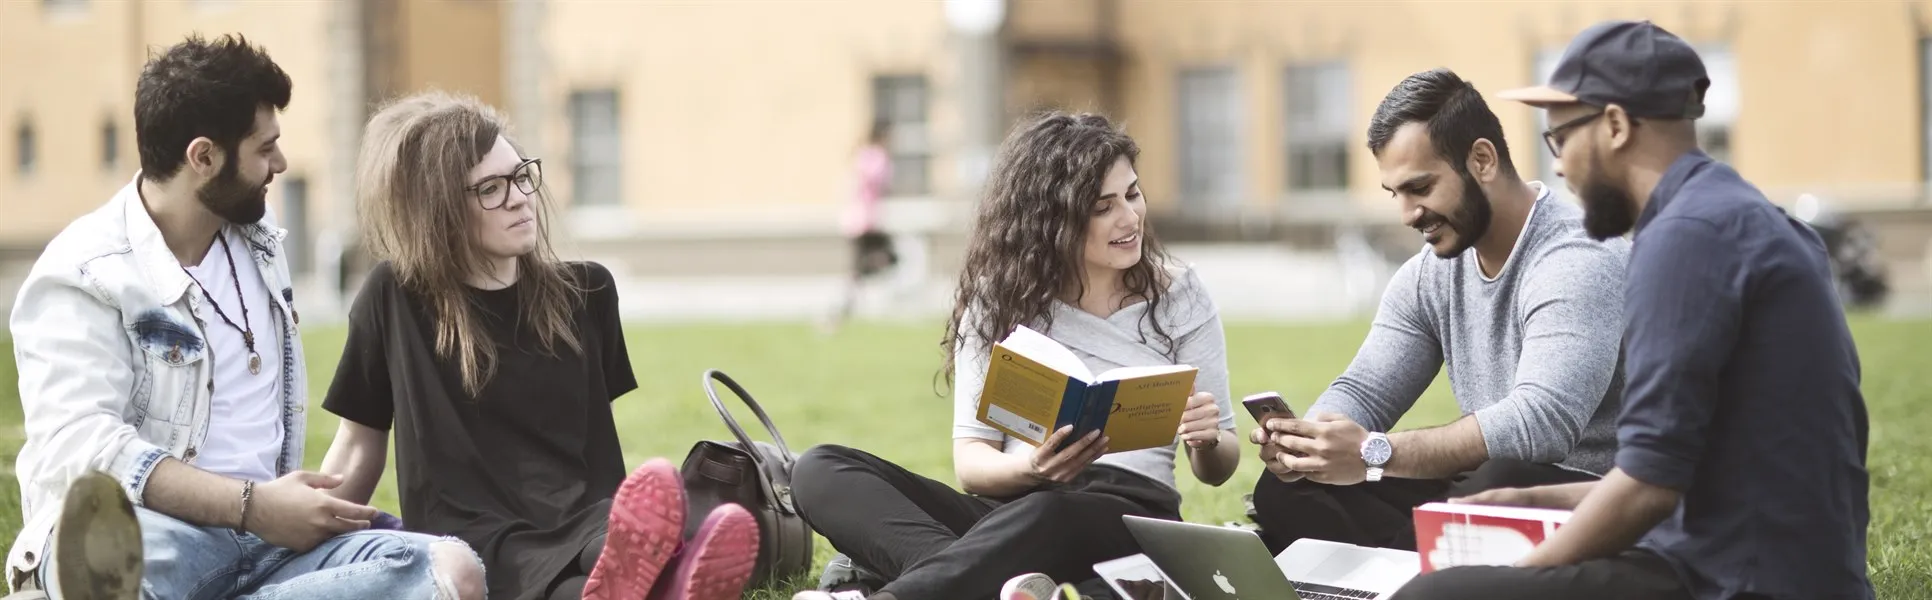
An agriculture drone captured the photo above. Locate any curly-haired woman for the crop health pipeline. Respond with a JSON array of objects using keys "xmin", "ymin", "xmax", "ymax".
[{"xmin": 790, "ymin": 112, "xmax": 1240, "ymax": 600}]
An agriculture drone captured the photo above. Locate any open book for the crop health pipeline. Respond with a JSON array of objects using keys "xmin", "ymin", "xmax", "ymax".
[{"xmin": 975, "ymin": 325, "xmax": 1198, "ymax": 454}]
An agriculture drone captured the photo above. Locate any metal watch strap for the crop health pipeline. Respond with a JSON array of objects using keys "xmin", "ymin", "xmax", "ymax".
[{"xmin": 1363, "ymin": 432, "xmax": 1391, "ymax": 482}]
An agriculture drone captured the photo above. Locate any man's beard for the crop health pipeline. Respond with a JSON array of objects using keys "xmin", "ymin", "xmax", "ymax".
[
  {"xmin": 1420, "ymin": 170, "xmax": 1493, "ymax": 259},
  {"xmin": 198, "ymin": 157, "xmax": 270, "ymax": 225},
  {"xmin": 1578, "ymin": 152, "xmax": 1638, "ymax": 240}
]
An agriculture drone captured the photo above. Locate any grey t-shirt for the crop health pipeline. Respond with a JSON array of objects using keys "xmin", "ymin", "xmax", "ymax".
[
  {"xmin": 952, "ymin": 266, "xmax": 1236, "ymax": 492},
  {"xmin": 1308, "ymin": 183, "xmax": 1628, "ymax": 474}
]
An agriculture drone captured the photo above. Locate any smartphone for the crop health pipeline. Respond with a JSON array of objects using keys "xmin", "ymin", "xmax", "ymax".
[{"xmin": 1242, "ymin": 391, "xmax": 1296, "ymax": 424}]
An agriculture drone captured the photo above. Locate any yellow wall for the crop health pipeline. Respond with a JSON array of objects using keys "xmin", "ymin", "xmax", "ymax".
[
  {"xmin": 537, "ymin": 0, "xmax": 958, "ymax": 233},
  {"xmin": 7, "ymin": 1, "xmax": 1932, "ymax": 250},
  {"xmin": 1072, "ymin": 0, "xmax": 1932, "ymax": 216},
  {"xmin": 0, "ymin": 0, "xmax": 144, "ymax": 245},
  {"xmin": 0, "ymin": 0, "xmax": 335, "ymax": 247},
  {"xmin": 397, "ymin": 0, "xmax": 503, "ymax": 108}
]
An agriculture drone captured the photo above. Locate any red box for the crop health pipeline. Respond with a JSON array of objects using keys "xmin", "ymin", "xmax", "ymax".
[{"xmin": 1413, "ymin": 502, "xmax": 1572, "ymax": 573}]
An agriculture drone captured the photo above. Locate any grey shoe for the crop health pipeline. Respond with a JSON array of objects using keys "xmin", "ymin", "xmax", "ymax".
[
  {"xmin": 49, "ymin": 471, "xmax": 142, "ymax": 600},
  {"xmin": 816, "ymin": 553, "xmax": 886, "ymax": 594}
]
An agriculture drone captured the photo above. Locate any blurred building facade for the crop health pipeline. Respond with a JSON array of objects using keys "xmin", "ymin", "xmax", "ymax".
[{"xmin": 4, "ymin": 0, "xmax": 1931, "ymax": 312}]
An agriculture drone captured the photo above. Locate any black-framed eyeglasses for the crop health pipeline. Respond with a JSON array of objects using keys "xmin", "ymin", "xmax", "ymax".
[
  {"xmin": 1542, "ymin": 112, "xmax": 1603, "ymax": 159},
  {"xmin": 466, "ymin": 158, "xmax": 543, "ymax": 210}
]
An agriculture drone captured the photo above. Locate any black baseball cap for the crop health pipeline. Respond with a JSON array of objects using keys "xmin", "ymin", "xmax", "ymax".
[{"xmin": 1497, "ymin": 20, "xmax": 1710, "ymax": 120}]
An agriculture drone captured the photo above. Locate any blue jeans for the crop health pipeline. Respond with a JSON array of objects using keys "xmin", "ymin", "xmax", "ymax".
[{"xmin": 43, "ymin": 508, "xmax": 474, "ymax": 600}]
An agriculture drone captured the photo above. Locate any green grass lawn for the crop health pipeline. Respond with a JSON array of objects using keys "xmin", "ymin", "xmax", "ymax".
[{"xmin": 1, "ymin": 317, "xmax": 1928, "ymax": 598}]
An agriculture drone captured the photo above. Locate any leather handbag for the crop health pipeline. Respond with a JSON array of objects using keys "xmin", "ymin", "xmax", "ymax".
[{"xmin": 679, "ymin": 369, "xmax": 814, "ymax": 587}]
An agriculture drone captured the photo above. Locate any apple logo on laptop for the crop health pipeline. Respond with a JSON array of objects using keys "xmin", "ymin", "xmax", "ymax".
[{"xmin": 1213, "ymin": 570, "xmax": 1236, "ymax": 596}]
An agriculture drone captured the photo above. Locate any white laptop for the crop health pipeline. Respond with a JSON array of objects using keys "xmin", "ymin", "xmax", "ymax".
[{"xmin": 1121, "ymin": 515, "xmax": 1420, "ymax": 600}]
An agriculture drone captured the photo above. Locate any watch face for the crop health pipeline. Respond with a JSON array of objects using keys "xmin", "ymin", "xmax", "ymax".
[{"xmin": 1363, "ymin": 436, "xmax": 1393, "ymax": 465}]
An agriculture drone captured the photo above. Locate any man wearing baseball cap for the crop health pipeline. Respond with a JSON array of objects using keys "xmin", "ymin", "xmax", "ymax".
[{"xmin": 1390, "ymin": 20, "xmax": 1874, "ymax": 600}]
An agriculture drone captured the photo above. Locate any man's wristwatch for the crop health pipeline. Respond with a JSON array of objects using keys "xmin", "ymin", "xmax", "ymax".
[{"xmin": 1361, "ymin": 432, "xmax": 1392, "ymax": 482}]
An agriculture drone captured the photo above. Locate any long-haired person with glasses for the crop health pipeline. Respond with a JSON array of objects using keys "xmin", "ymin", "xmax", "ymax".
[{"xmin": 317, "ymin": 91, "xmax": 760, "ymax": 600}]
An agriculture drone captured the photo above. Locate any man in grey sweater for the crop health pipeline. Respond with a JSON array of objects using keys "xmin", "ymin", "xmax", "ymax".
[{"xmin": 1247, "ymin": 68, "xmax": 1630, "ymax": 554}]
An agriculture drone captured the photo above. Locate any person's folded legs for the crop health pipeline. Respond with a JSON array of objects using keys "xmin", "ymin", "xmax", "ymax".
[{"xmin": 1387, "ymin": 550, "xmax": 1691, "ymax": 600}]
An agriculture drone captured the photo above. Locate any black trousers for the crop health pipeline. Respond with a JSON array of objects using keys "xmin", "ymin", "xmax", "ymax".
[
  {"xmin": 792, "ymin": 444, "xmax": 1182, "ymax": 600},
  {"xmin": 1388, "ymin": 549, "xmax": 1693, "ymax": 600},
  {"xmin": 1249, "ymin": 458, "xmax": 1599, "ymax": 554},
  {"xmin": 852, "ymin": 230, "xmax": 897, "ymax": 277}
]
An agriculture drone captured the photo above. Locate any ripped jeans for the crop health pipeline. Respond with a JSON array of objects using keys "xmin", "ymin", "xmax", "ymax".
[{"xmin": 43, "ymin": 507, "xmax": 476, "ymax": 600}]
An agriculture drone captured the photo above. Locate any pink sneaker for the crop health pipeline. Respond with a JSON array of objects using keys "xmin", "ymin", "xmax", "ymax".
[
  {"xmin": 653, "ymin": 504, "xmax": 762, "ymax": 600},
  {"xmin": 584, "ymin": 458, "xmax": 687, "ymax": 600}
]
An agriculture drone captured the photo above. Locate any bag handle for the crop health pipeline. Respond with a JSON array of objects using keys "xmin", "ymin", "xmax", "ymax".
[{"xmin": 701, "ymin": 369, "xmax": 798, "ymax": 468}]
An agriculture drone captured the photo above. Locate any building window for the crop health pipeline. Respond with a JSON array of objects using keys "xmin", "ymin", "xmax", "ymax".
[
  {"xmin": 1696, "ymin": 44, "xmax": 1739, "ymax": 164},
  {"xmin": 1922, "ymin": 37, "xmax": 1932, "ymax": 182},
  {"xmin": 1284, "ymin": 62, "xmax": 1352, "ymax": 193},
  {"xmin": 15, "ymin": 119, "xmax": 34, "ymax": 176},
  {"xmin": 281, "ymin": 177, "xmax": 310, "ymax": 275},
  {"xmin": 1178, "ymin": 67, "xmax": 1243, "ymax": 209},
  {"xmin": 567, "ymin": 89, "xmax": 622, "ymax": 207},
  {"xmin": 1533, "ymin": 48, "xmax": 1564, "ymax": 188},
  {"xmin": 871, "ymin": 75, "xmax": 930, "ymax": 196},
  {"xmin": 101, "ymin": 118, "xmax": 119, "ymax": 170}
]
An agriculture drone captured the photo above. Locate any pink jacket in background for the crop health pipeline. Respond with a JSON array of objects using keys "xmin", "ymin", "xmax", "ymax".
[{"xmin": 843, "ymin": 145, "xmax": 892, "ymax": 237}]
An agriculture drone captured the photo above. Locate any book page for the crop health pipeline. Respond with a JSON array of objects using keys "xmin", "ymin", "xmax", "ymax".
[
  {"xmin": 1000, "ymin": 325, "xmax": 1093, "ymax": 382},
  {"xmin": 1095, "ymin": 363, "xmax": 1194, "ymax": 382}
]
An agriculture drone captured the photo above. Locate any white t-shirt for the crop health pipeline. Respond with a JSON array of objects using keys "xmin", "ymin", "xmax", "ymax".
[
  {"xmin": 184, "ymin": 228, "xmax": 284, "ymax": 483},
  {"xmin": 950, "ymin": 266, "xmax": 1234, "ymax": 492}
]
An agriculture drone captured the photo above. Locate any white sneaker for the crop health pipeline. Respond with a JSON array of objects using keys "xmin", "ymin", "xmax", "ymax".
[
  {"xmin": 1000, "ymin": 573, "xmax": 1062, "ymax": 600},
  {"xmin": 791, "ymin": 591, "xmax": 867, "ymax": 600}
]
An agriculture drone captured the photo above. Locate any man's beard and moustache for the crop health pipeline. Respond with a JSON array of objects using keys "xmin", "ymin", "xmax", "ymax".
[
  {"xmin": 1418, "ymin": 170, "xmax": 1493, "ymax": 259},
  {"xmin": 198, "ymin": 157, "xmax": 271, "ymax": 225},
  {"xmin": 1576, "ymin": 151, "xmax": 1639, "ymax": 241}
]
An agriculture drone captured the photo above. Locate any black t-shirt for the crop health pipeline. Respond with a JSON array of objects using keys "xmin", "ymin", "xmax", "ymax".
[{"xmin": 324, "ymin": 261, "xmax": 637, "ymax": 600}]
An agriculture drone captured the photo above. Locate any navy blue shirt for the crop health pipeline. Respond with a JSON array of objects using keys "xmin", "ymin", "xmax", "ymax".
[{"xmin": 1618, "ymin": 151, "xmax": 1873, "ymax": 600}]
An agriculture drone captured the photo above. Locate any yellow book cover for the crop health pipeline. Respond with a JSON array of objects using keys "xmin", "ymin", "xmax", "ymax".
[{"xmin": 976, "ymin": 325, "xmax": 1197, "ymax": 453}]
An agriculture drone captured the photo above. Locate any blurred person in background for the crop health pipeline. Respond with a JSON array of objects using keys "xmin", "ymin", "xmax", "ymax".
[
  {"xmin": 319, "ymin": 90, "xmax": 759, "ymax": 600},
  {"xmin": 825, "ymin": 120, "xmax": 899, "ymax": 334},
  {"xmin": 6, "ymin": 34, "xmax": 483, "ymax": 600},
  {"xmin": 788, "ymin": 111, "xmax": 1240, "ymax": 600}
]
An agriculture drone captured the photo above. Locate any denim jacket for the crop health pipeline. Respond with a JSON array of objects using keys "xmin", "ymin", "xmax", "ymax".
[{"xmin": 6, "ymin": 175, "xmax": 307, "ymax": 588}]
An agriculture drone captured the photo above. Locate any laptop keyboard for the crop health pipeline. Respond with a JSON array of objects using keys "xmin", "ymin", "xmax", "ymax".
[{"xmin": 1290, "ymin": 580, "xmax": 1380, "ymax": 599}]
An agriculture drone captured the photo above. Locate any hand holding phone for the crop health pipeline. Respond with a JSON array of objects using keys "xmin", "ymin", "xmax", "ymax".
[
  {"xmin": 1241, "ymin": 391, "xmax": 1296, "ymax": 425},
  {"xmin": 1244, "ymin": 391, "xmax": 1307, "ymax": 481}
]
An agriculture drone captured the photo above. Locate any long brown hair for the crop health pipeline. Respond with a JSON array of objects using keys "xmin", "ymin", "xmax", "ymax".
[
  {"xmin": 355, "ymin": 91, "xmax": 584, "ymax": 396},
  {"xmin": 940, "ymin": 112, "xmax": 1176, "ymax": 388}
]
